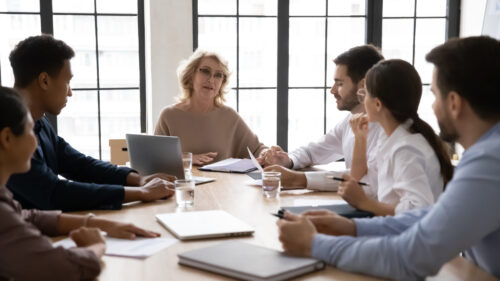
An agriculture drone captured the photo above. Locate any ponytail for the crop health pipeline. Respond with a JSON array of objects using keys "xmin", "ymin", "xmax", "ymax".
[
  {"xmin": 366, "ymin": 59, "xmax": 454, "ymax": 189},
  {"xmin": 410, "ymin": 116, "xmax": 454, "ymax": 187}
]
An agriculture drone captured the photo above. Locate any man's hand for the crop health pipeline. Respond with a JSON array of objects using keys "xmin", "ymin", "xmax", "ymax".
[
  {"xmin": 264, "ymin": 165, "xmax": 306, "ymax": 189},
  {"xmin": 338, "ymin": 174, "xmax": 370, "ymax": 209},
  {"xmin": 193, "ymin": 152, "xmax": 218, "ymax": 165},
  {"xmin": 126, "ymin": 172, "xmax": 176, "ymax": 186},
  {"xmin": 302, "ymin": 210, "xmax": 356, "ymax": 236},
  {"xmin": 257, "ymin": 146, "xmax": 293, "ymax": 168},
  {"xmin": 277, "ymin": 212, "xmax": 316, "ymax": 257},
  {"xmin": 140, "ymin": 178, "xmax": 175, "ymax": 202},
  {"xmin": 141, "ymin": 173, "xmax": 176, "ymax": 185}
]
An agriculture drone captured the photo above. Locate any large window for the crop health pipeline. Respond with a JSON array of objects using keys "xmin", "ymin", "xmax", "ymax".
[
  {"xmin": 0, "ymin": 0, "xmax": 41, "ymax": 85},
  {"xmin": 382, "ymin": 0, "xmax": 450, "ymax": 132},
  {"xmin": 193, "ymin": 0, "xmax": 460, "ymax": 151},
  {"xmin": 196, "ymin": 0, "xmax": 278, "ymax": 145},
  {"xmin": 288, "ymin": 0, "xmax": 365, "ymax": 150},
  {"xmin": 0, "ymin": 0, "xmax": 146, "ymax": 160}
]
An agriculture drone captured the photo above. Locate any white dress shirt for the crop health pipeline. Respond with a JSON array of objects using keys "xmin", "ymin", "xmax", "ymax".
[
  {"xmin": 289, "ymin": 113, "xmax": 383, "ymax": 196},
  {"xmin": 376, "ymin": 119, "xmax": 444, "ymax": 214}
]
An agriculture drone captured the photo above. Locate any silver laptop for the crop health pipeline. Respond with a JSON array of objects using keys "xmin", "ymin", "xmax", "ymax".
[
  {"xmin": 178, "ymin": 241, "xmax": 324, "ymax": 281},
  {"xmin": 125, "ymin": 134, "xmax": 215, "ymax": 185},
  {"xmin": 156, "ymin": 210, "xmax": 254, "ymax": 240}
]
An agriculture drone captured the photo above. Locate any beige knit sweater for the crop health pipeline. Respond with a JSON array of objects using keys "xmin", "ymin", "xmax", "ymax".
[{"xmin": 154, "ymin": 104, "xmax": 267, "ymax": 162}]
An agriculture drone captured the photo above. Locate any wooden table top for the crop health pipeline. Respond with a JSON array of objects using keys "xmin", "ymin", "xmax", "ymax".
[{"xmin": 65, "ymin": 168, "xmax": 498, "ymax": 281}]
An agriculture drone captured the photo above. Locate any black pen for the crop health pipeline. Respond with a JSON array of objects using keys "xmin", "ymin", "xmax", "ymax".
[
  {"xmin": 327, "ymin": 176, "xmax": 369, "ymax": 186},
  {"xmin": 270, "ymin": 209, "xmax": 285, "ymax": 219}
]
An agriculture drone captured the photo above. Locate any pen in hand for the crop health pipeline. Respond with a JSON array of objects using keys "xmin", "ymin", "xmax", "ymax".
[
  {"xmin": 270, "ymin": 209, "xmax": 285, "ymax": 219},
  {"xmin": 327, "ymin": 176, "xmax": 369, "ymax": 186}
]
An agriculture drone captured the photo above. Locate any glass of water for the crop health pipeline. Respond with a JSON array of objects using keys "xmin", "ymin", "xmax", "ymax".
[
  {"xmin": 174, "ymin": 179, "xmax": 195, "ymax": 207},
  {"xmin": 182, "ymin": 152, "xmax": 193, "ymax": 179},
  {"xmin": 262, "ymin": 172, "xmax": 281, "ymax": 198}
]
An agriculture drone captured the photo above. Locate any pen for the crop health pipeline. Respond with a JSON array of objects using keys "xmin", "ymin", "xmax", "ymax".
[
  {"xmin": 270, "ymin": 209, "xmax": 285, "ymax": 219},
  {"xmin": 327, "ymin": 176, "xmax": 369, "ymax": 186}
]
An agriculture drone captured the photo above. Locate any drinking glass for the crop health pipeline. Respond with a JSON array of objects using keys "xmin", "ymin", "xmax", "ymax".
[
  {"xmin": 182, "ymin": 152, "xmax": 193, "ymax": 179},
  {"xmin": 262, "ymin": 172, "xmax": 281, "ymax": 198},
  {"xmin": 174, "ymin": 179, "xmax": 195, "ymax": 207}
]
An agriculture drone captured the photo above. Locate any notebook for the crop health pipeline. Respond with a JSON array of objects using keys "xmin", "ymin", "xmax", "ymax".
[
  {"xmin": 199, "ymin": 158, "xmax": 257, "ymax": 173},
  {"xmin": 126, "ymin": 134, "xmax": 215, "ymax": 185},
  {"xmin": 282, "ymin": 203, "xmax": 374, "ymax": 218},
  {"xmin": 156, "ymin": 210, "xmax": 254, "ymax": 240},
  {"xmin": 178, "ymin": 241, "xmax": 325, "ymax": 281}
]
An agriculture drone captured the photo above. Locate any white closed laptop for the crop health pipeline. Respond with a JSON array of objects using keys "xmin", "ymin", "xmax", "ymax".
[
  {"xmin": 156, "ymin": 210, "xmax": 254, "ymax": 240},
  {"xmin": 125, "ymin": 134, "xmax": 215, "ymax": 185}
]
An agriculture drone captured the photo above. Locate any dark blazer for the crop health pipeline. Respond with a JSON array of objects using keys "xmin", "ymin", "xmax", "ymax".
[{"xmin": 7, "ymin": 116, "xmax": 133, "ymax": 211}]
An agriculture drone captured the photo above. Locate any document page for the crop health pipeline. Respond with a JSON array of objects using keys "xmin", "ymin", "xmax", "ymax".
[
  {"xmin": 53, "ymin": 236, "xmax": 177, "ymax": 259},
  {"xmin": 200, "ymin": 158, "xmax": 257, "ymax": 173}
]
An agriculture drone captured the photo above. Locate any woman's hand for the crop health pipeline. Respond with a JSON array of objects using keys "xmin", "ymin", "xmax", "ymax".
[
  {"xmin": 70, "ymin": 227, "xmax": 106, "ymax": 258},
  {"xmin": 349, "ymin": 113, "xmax": 369, "ymax": 139},
  {"xmin": 338, "ymin": 174, "xmax": 370, "ymax": 209},
  {"xmin": 70, "ymin": 227, "xmax": 106, "ymax": 247},
  {"xmin": 193, "ymin": 152, "xmax": 218, "ymax": 165},
  {"xmin": 257, "ymin": 146, "xmax": 292, "ymax": 168},
  {"xmin": 90, "ymin": 219, "xmax": 161, "ymax": 240}
]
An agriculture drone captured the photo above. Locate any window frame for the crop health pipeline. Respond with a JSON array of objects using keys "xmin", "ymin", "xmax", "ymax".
[
  {"xmin": 192, "ymin": 0, "xmax": 460, "ymax": 151},
  {"xmin": 0, "ymin": 0, "xmax": 147, "ymax": 160}
]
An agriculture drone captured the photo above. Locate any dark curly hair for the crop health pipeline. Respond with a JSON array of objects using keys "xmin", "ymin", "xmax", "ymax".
[{"xmin": 9, "ymin": 34, "xmax": 75, "ymax": 88}]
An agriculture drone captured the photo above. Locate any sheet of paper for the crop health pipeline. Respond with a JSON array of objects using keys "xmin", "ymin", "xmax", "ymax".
[
  {"xmin": 247, "ymin": 147, "xmax": 263, "ymax": 173},
  {"xmin": 53, "ymin": 236, "xmax": 177, "ymax": 259},
  {"xmin": 293, "ymin": 199, "xmax": 346, "ymax": 207},
  {"xmin": 245, "ymin": 179, "xmax": 262, "ymax": 186},
  {"xmin": 201, "ymin": 158, "xmax": 256, "ymax": 172}
]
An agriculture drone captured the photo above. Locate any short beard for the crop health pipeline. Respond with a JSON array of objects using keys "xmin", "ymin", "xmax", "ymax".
[
  {"xmin": 438, "ymin": 120, "xmax": 459, "ymax": 142},
  {"xmin": 337, "ymin": 87, "xmax": 360, "ymax": 111}
]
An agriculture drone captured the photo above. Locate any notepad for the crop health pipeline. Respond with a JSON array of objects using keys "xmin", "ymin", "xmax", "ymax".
[
  {"xmin": 178, "ymin": 241, "xmax": 325, "ymax": 281},
  {"xmin": 53, "ymin": 236, "xmax": 177, "ymax": 259},
  {"xmin": 199, "ymin": 158, "xmax": 257, "ymax": 173}
]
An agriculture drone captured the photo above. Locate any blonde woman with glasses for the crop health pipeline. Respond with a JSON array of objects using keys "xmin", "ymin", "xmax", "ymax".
[{"xmin": 154, "ymin": 50, "xmax": 267, "ymax": 165}]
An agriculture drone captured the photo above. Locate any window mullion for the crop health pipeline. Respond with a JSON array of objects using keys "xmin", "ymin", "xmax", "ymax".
[
  {"xmin": 138, "ymin": 0, "xmax": 146, "ymax": 132},
  {"xmin": 39, "ymin": 0, "xmax": 58, "ymax": 132},
  {"xmin": 366, "ymin": 0, "xmax": 383, "ymax": 47},
  {"xmin": 277, "ymin": 0, "xmax": 289, "ymax": 151},
  {"xmin": 446, "ymin": 0, "xmax": 461, "ymax": 39}
]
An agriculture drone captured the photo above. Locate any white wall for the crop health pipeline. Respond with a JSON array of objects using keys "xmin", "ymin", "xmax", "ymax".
[
  {"xmin": 460, "ymin": 0, "xmax": 488, "ymax": 36},
  {"xmin": 145, "ymin": 0, "xmax": 193, "ymax": 133}
]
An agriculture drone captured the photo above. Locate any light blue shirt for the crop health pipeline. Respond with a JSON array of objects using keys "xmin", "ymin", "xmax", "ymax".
[{"xmin": 311, "ymin": 122, "xmax": 500, "ymax": 280}]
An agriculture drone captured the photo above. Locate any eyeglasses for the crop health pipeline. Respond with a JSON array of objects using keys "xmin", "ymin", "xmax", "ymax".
[
  {"xmin": 198, "ymin": 68, "xmax": 225, "ymax": 82},
  {"xmin": 357, "ymin": 88, "xmax": 367, "ymax": 103}
]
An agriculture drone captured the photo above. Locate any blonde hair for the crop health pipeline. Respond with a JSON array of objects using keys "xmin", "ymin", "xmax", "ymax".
[{"xmin": 177, "ymin": 49, "xmax": 231, "ymax": 107}]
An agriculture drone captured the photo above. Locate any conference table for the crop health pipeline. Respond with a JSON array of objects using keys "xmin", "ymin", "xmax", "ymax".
[{"xmin": 65, "ymin": 167, "xmax": 499, "ymax": 281}]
